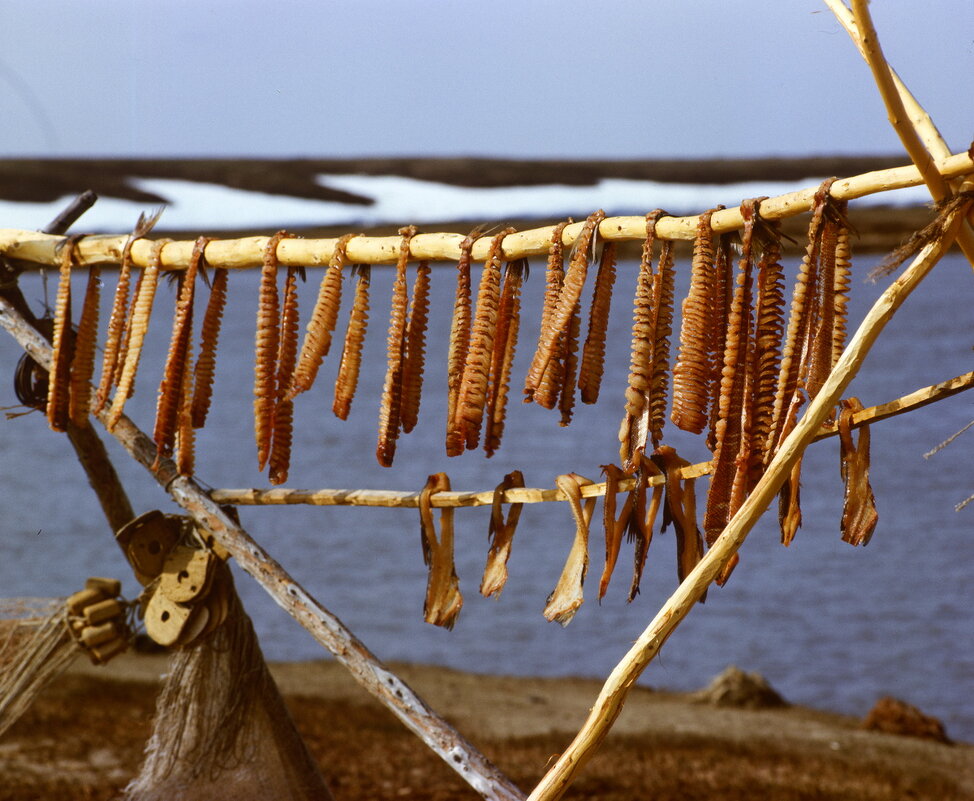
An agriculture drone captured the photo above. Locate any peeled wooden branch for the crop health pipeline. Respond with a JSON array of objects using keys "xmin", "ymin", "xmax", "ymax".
[
  {"xmin": 1, "ymin": 151, "xmax": 973, "ymax": 271},
  {"xmin": 524, "ymin": 196, "xmax": 970, "ymax": 801},
  {"xmin": 202, "ymin": 367, "xmax": 974, "ymax": 511},
  {"xmin": 0, "ymin": 295, "xmax": 525, "ymax": 801}
]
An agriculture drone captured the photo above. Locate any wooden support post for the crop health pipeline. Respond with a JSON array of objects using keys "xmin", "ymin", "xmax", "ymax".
[
  {"xmin": 0, "ymin": 295, "xmax": 524, "ymax": 801},
  {"xmin": 524, "ymin": 196, "xmax": 971, "ymax": 801}
]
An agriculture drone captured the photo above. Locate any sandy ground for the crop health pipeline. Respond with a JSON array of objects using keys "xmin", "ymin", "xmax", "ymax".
[{"xmin": 1, "ymin": 652, "xmax": 971, "ymax": 800}]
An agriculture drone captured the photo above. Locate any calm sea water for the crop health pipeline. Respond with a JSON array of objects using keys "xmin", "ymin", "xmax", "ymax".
[{"xmin": 1, "ymin": 249, "xmax": 971, "ymax": 741}]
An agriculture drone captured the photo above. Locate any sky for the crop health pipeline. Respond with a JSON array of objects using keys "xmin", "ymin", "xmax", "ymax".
[{"xmin": 1, "ymin": 0, "xmax": 971, "ymax": 160}]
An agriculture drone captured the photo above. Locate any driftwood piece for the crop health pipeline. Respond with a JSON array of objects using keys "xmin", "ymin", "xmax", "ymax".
[
  {"xmin": 2, "ymin": 152, "xmax": 973, "ymax": 272},
  {"xmin": 523, "ymin": 195, "xmax": 971, "ymax": 801},
  {"xmin": 0, "ymin": 295, "xmax": 525, "ymax": 801}
]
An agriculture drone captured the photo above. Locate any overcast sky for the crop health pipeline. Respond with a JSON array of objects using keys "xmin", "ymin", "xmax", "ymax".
[{"xmin": 2, "ymin": 1, "xmax": 971, "ymax": 160}]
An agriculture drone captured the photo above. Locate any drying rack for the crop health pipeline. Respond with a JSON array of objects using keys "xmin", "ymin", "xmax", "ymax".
[{"xmin": 1, "ymin": 3, "xmax": 972, "ymax": 799}]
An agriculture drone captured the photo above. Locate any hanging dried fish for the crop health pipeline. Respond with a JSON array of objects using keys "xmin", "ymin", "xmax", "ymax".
[
  {"xmin": 703, "ymin": 201, "xmax": 758, "ymax": 554},
  {"xmin": 749, "ymin": 217, "xmax": 786, "ymax": 469},
  {"xmin": 543, "ymin": 473, "xmax": 596, "ymax": 626},
  {"xmin": 706, "ymin": 229, "xmax": 734, "ymax": 452},
  {"xmin": 400, "ymin": 260, "xmax": 431, "ymax": 434},
  {"xmin": 419, "ymin": 472, "xmax": 463, "ymax": 629},
  {"xmin": 108, "ymin": 238, "xmax": 168, "ymax": 432},
  {"xmin": 803, "ymin": 205, "xmax": 839, "ymax": 402},
  {"xmin": 647, "ymin": 239, "xmax": 676, "ymax": 447},
  {"xmin": 376, "ymin": 226, "xmax": 417, "ymax": 467},
  {"xmin": 190, "ymin": 262, "xmax": 227, "ymax": 429},
  {"xmin": 269, "ymin": 264, "xmax": 300, "ymax": 485},
  {"xmin": 578, "ymin": 241, "xmax": 617, "ymax": 404},
  {"xmin": 175, "ymin": 332, "xmax": 196, "ymax": 477},
  {"xmin": 153, "ymin": 237, "xmax": 203, "ymax": 462},
  {"xmin": 531, "ymin": 221, "xmax": 571, "ymax": 410},
  {"xmin": 652, "ymin": 446, "xmax": 705, "ymax": 589},
  {"xmin": 766, "ymin": 182, "xmax": 831, "ymax": 460},
  {"xmin": 454, "ymin": 228, "xmax": 514, "ymax": 451},
  {"xmin": 46, "ymin": 236, "xmax": 80, "ymax": 431},
  {"xmin": 333, "ymin": 265, "xmax": 370, "ymax": 421},
  {"xmin": 524, "ymin": 210, "xmax": 604, "ymax": 399},
  {"xmin": 68, "ymin": 265, "xmax": 101, "ymax": 427},
  {"xmin": 618, "ymin": 210, "xmax": 665, "ymax": 472},
  {"xmin": 837, "ymin": 397, "xmax": 878, "ymax": 546},
  {"xmin": 484, "ymin": 258, "xmax": 525, "ymax": 456},
  {"xmin": 832, "ymin": 211, "xmax": 852, "ymax": 366},
  {"xmin": 94, "ymin": 210, "xmax": 162, "ymax": 414},
  {"xmin": 597, "ymin": 463, "xmax": 633, "ymax": 601},
  {"xmin": 627, "ymin": 455, "xmax": 663, "ymax": 602},
  {"xmin": 480, "ymin": 470, "xmax": 526, "ymax": 598},
  {"xmin": 446, "ymin": 227, "xmax": 483, "ymax": 456},
  {"xmin": 556, "ymin": 301, "xmax": 581, "ymax": 427},
  {"xmin": 289, "ymin": 233, "xmax": 356, "ymax": 399},
  {"xmin": 254, "ymin": 231, "xmax": 288, "ymax": 471},
  {"xmin": 671, "ymin": 209, "xmax": 718, "ymax": 434}
]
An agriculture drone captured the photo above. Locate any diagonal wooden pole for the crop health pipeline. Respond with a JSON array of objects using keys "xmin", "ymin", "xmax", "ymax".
[
  {"xmin": 0, "ymin": 298, "xmax": 524, "ymax": 801},
  {"xmin": 524, "ymin": 198, "xmax": 971, "ymax": 801}
]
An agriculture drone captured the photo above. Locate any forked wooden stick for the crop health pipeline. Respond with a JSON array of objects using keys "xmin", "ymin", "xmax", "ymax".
[
  {"xmin": 208, "ymin": 369, "xmax": 974, "ymax": 510},
  {"xmin": 0, "ymin": 298, "xmax": 524, "ymax": 801},
  {"xmin": 524, "ymin": 196, "xmax": 971, "ymax": 801},
  {"xmin": 0, "ymin": 151, "xmax": 972, "ymax": 271},
  {"xmin": 833, "ymin": 0, "xmax": 974, "ymax": 266}
]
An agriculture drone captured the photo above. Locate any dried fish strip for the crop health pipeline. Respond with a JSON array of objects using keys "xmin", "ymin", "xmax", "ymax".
[
  {"xmin": 618, "ymin": 210, "xmax": 665, "ymax": 472},
  {"xmin": 557, "ymin": 301, "xmax": 581, "ymax": 427},
  {"xmin": 706, "ymin": 230, "xmax": 734, "ymax": 452},
  {"xmin": 652, "ymin": 446, "xmax": 705, "ymax": 588},
  {"xmin": 400, "ymin": 260, "xmax": 431, "ymax": 435},
  {"xmin": 446, "ymin": 228, "xmax": 483, "ymax": 455},
  {"xmin": 46, "ymin": 236, "xmax": 80, "ymax": 432},
  {"xmin": 531, "ymin": 221, "xmax": 570, "ymax": 410},
  {"xmin": 647, "ymin": 239, "xmax": 676, "ymax": 447},
  {"xmin": 254, "ymin": 231, "xmax": 288, "ymax": 471},
  {"xmin": 153, "ymin": 237, "xmax": 203, "ymax": 462},
  {"xmin": 597, "ymin": 463, "xmax": 633, "ymax": 601},
  {"xmin": 68, "ymin": 265, "xmax": 101, "ymax": 427},
  {"xmin": 524, "ymin": 210, "xmax": 604, "ymax": 399},
  {"xmin": 480, "ymin": 470, "xmax": 526, "ymax": 598},
  {"xmin": 671, "ymin": 209, "xmax": 718, "ymax": 435},
  {"xmin": 108, "ymin": 239, "xmax": 168, "ymax": 432},
  {"xmin": 175, "ymin": 330, "xmax": 196, "ymax": 476},
  {"xmin": 269, "ymin": 264, "xmax": 300, "ymax": 485},
  {"xmin": 454, "ymin": 228, "xmax": 514, "ymax": 452},
  {"xmin": 332, "ymin": 265, "xmax": 370, "ymax": 420},
  {"xmin": 190, "ymin": 263, "xmax": 227, "ymax": 429},
  {"xmin": 289, "ymin": 233, "xmax": 356, "ymax": 399},
  {"xmin": 838, "ymin": 397, "xmax": 878, "ymax": 546},
  {"xmin": 376, "ymin": 226, "xmax": 417, "ymax": 467},
  {"xmin": 484, "ymin": 258, "xmax": 525, "ymax": 456},
  {"xmin": 628, "ymin": 455, "xmax": 663, "ymax": 602},
  {"xmin": 94, "ymin": 210, "xmax": 161, "ymax": 414},
  {"xmin": 419, "ymin": 472, "xmax": 463, "ymax": 629},
  {"xmin": 766, "ymin": 182, "xmax": 831, "ymax": 460},
  {"xmin": 749, "ymin": 217, "xmax": 786, "ymax": 466},
  {"xmin": 578, "ymin": 241, "xmax": 618, "ymax": 404},
  {"xmin": 543, "ymin": 473, "xmax": 596, "ymax": 626},
  {"xmin": 832, "ymin": 214, "xmax": 852, "ymax": 366},
  {"xmin": 803, "ymin": 204, "xmax": 839, "ymax": 402}
]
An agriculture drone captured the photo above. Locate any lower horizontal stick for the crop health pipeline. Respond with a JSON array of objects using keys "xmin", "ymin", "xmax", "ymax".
[{"xmin": 208, "ymin": 369, "xmax": 974, "ymax": 511}]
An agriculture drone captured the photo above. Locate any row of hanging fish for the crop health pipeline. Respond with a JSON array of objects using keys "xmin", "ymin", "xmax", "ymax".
[{"xmin": 38, "ymin": 186, "xmax": 877, "ymax": 563}]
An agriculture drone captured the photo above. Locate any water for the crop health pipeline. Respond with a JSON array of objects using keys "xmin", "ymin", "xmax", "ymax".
[{"xmin": 1, "ymin": 250, "xmax": 971, "ymax": 741}]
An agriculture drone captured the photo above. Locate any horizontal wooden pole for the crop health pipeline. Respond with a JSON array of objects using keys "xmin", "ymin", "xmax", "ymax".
[
  {"xmin": 208, "ymin": 369, "xmax": 974, "ymax": 511},
  {"xmin": 1, "ymin": 151, "xmax": 972, "ymax": 271}
]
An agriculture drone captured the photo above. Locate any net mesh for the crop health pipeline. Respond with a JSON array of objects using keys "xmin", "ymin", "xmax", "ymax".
[{"xmin": 123, "ymin": 570, "xmax": 332, "ymax": 800}]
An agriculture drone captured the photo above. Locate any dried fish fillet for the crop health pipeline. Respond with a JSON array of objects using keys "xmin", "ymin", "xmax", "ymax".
[
  {"xmin": 838, "ymin": 397, "xmax": 878, "ymax": 546},
  {"xmin": 419, "ymin": 472, "xmax": 463, "ymax": 629},
  {"xmin": 543, "ymin": 473, "xmax": 596, "ymax": 626},
  {"xmin": 480, "ymin": 470, "xmax": 525, "ymax": 598}
]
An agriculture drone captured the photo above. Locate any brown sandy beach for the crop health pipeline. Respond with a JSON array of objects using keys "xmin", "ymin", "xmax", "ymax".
[{"xmin": 2, "ymin": 652, "xmax": 971, "ymax": 800}]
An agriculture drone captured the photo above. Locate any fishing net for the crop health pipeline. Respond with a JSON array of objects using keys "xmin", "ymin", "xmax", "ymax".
[
  {"xmin": 0, "ymin": 597, "xmax": 77, "ymax": 738},
  {"xmin": 123, "ymin": 567, "xmax": 332, "ymax": 801}
]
